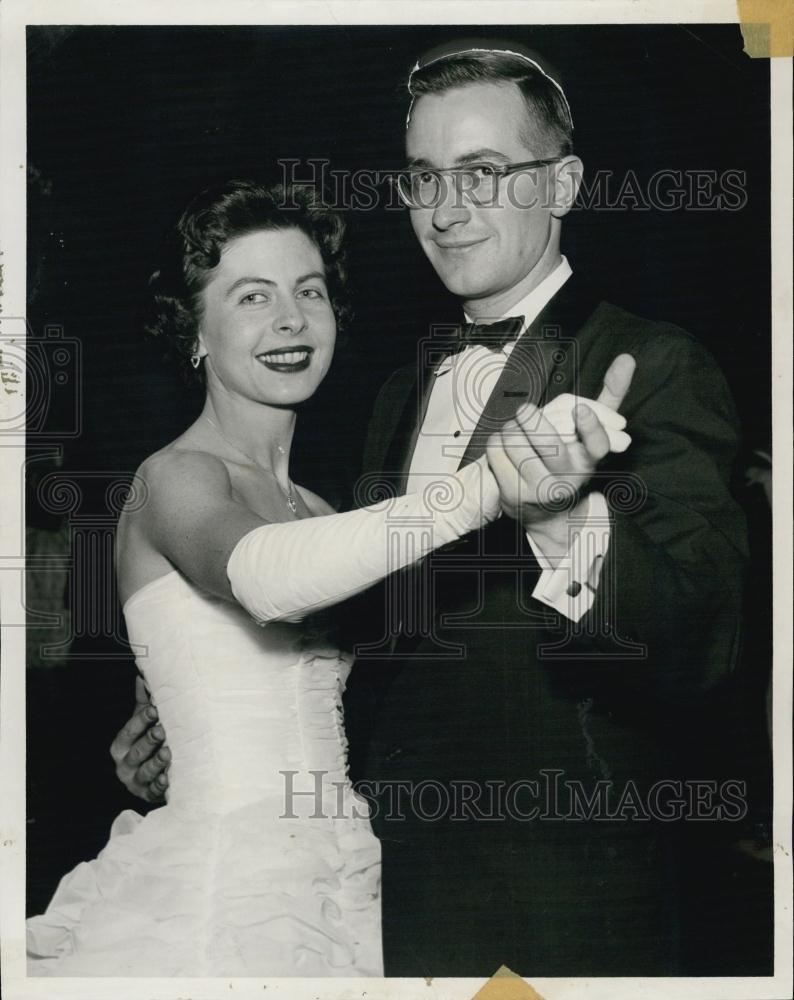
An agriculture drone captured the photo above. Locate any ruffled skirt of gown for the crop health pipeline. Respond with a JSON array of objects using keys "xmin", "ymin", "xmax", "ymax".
[{"xmin": 26, "ymin": 571, "xmax": 382, "ymax": 976}]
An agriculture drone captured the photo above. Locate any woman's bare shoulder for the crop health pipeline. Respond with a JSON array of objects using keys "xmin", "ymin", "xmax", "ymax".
[
  {"xmin": 122, "ymin": 444, "xmax": 233, "ymax": 526},
  {"xmin": 141, "ymin": 443, "xmax": 232, "ymax": 493}
]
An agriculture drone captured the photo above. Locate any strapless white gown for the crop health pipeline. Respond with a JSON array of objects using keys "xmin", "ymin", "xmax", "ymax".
[{"xmin": 26, "ymin": 570, "xmax": 382, "ymax": 977}]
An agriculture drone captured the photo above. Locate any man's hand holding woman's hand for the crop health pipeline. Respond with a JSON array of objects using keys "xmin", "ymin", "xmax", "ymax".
[{"xmin": 486, "ymin": 353, "xmax": 636, "ymax": 558}]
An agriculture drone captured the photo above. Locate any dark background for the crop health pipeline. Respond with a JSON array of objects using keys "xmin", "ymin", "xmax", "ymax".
[{"xmin": 26, "ymin": 23, "xmax": 773, "ymax": 974}]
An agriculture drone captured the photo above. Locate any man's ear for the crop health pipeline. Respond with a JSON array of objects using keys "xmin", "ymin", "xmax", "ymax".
[{"xmin": 550, "ymin": 155, "xmax": 583, "ymax": 219}]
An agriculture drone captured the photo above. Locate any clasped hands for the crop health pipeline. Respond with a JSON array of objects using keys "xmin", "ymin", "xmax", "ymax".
[{"xmin": 485, "ymin": 353, "xmax": 636, "ymax": 556}]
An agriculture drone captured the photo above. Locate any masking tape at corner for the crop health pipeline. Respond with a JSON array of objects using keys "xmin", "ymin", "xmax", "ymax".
[
  {"xmin": 469, "ymin": 966, "xmax": 547, "ymax": 1000},
  {"xmin": 738, "ymin": 0, "xmax": 794, "ymax": 57}
]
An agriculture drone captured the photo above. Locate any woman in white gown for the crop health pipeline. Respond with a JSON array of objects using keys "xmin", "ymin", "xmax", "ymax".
[{"xmin": 26, "ymin": 179, "xmax": 502, "ymax": 977}]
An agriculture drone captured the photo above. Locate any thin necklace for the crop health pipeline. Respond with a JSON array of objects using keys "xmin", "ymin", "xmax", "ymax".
[{"xmin": 202, "ymin": 415, "xmax": 298, "ymax": 516}]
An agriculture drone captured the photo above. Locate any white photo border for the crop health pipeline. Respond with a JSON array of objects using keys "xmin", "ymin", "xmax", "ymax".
[{"xmin": 1, "ymin": 2, "xmax": 791, "ymax": 998}]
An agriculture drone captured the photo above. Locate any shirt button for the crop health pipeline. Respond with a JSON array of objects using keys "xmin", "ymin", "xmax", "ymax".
[
  {"xmin": 567, "ymin": 581, "xmax": 582, "ymax": 598},
  {"xmin": 453, "ymin": 430, "xmax": 461, "ymax": 438}
]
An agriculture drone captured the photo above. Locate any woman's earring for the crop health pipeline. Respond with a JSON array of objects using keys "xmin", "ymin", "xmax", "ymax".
[{"xmin": 190, "ymin": 354, "xmax": 202, "ymax": 369}]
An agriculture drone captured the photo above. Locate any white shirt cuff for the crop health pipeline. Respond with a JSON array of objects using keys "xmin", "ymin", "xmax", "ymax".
[{"xmin": 526, "ymin": 492, "xmax": 612, "ymax": 623}]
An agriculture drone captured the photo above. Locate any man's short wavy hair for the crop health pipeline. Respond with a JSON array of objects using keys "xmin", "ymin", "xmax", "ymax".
[
  {"xmin": 143, "ymin": 179, "xmax": 351, "ymax": 385},
  {"xmin": 407, "ymin": 48, "xmax": 573, "ymax": 158}
]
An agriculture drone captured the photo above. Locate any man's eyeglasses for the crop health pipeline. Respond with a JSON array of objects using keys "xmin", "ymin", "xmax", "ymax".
[{"xmin": 395, "ymin": 158, "xmax": 563, "ymax": 209}]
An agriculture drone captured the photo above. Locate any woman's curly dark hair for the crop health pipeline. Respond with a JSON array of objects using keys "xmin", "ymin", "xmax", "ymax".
[{"xmin": 142, "ymin": 179, "xmax": 351, "ymax": 384}]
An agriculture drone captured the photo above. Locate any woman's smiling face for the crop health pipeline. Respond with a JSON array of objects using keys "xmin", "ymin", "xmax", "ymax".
[{"xmin": 196, "ymin": 226, "xmax": 337, "ymax": 407}]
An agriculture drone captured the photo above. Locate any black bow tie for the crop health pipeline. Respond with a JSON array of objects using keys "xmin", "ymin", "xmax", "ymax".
[{"xmin": 451, "ymin": 315, "xmax": 525, "ymax": 354}]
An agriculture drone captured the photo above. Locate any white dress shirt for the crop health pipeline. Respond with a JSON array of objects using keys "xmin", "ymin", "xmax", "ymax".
[{"xmin": 406, "ymin": 257, "xmax": 610, "ymax": 622}]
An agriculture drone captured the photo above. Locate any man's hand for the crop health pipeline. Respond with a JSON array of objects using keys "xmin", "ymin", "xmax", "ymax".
[
  {"xmin": 110, "ymin": 675, "xmax": 170, "ymax": 804},
  {"xmin": 541, "ymin": 395, "xmax": 630, "ymax": 453},
  {"xmin": 486, "ymin": 353, "xmax": 636, "ymax": 555}
]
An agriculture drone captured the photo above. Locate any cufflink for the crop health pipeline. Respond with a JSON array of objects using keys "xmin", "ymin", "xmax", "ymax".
[{"xmin": 566, "ymin": 581, "xmax": 582, "ymax": 598}]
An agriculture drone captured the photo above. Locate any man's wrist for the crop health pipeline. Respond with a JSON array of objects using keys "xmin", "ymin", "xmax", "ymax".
[{"xmin": 525, "ymin": 497, "xmax": 590, "ymax": 564}]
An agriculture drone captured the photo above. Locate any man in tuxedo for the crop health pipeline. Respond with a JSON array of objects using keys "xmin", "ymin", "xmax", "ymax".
[
  {"xmin": 342, "ymin": 47, "xmax": 747, "ymax": 977},
  {"xmin": 111, "ymin": 47, "xmax": 747, "ymax": 977}
]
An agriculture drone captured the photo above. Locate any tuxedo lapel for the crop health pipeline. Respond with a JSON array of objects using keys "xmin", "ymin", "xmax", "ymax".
[
  {"xmin": 382, "ymin": 329, "xmax": 459, "ymax": 493},
  {"xmin": 459, "ymin": 275, "xmax": 602, "ymax": 468},
  {"xmin": 380, "ymin": 378, "xmax": 417, "ymax": 494}
]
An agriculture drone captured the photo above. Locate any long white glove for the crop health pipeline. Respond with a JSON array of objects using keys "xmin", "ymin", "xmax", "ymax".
[{"xmin": 227, "ymin": 455, "xmax": 501, "ymax": 625}]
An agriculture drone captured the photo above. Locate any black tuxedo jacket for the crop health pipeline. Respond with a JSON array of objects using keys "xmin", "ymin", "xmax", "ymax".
[{"xmin": 344, "ymin": 275, "xmax": 748, "ymax": 977}]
